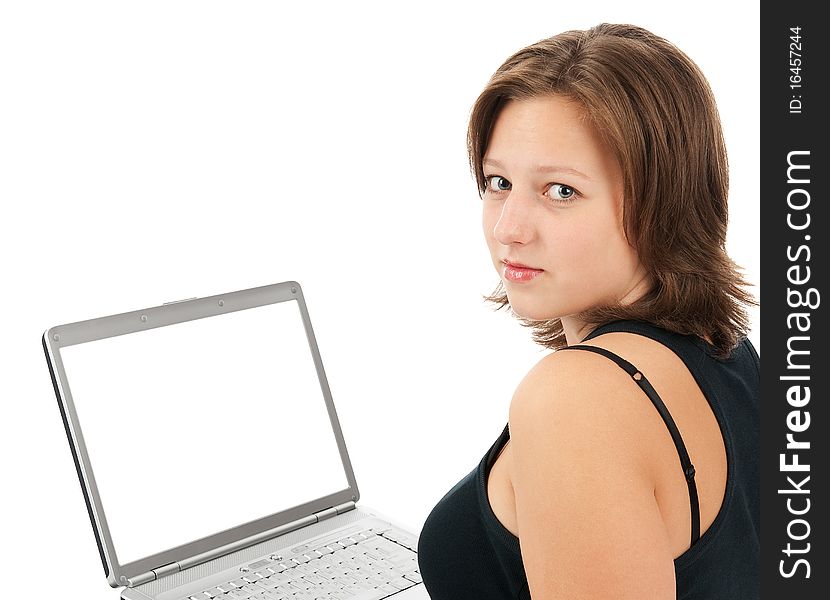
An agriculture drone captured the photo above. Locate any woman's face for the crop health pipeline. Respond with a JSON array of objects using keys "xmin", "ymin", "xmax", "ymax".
[{"xmin": 482, "ymin": 95, "xmax": 649, "ymax": 338}]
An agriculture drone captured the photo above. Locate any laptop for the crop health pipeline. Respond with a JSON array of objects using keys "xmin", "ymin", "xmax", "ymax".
[{"xmin": 43, "ymin": 281, "xmax": 430, "ymax": 600}]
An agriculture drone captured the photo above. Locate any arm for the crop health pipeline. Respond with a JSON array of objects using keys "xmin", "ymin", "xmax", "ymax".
[{"xmin": 509, "ymin": 350, "xmax": 676, "ymax": 600}]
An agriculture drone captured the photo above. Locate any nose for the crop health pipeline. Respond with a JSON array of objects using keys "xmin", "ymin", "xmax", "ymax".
[{"xmin": 492, "ymin": 191, "xmax": 536, "ymax": 246}]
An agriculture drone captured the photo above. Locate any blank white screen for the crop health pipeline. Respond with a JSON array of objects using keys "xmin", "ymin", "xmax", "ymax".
[{"xmin": 59, "ymin": 300, "xmax": 350, "ymax": 565}]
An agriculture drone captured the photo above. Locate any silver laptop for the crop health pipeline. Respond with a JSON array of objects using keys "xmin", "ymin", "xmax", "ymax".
[{"xmin": 43, "ymin": 281, "xmax": 429, "ymax": 600}]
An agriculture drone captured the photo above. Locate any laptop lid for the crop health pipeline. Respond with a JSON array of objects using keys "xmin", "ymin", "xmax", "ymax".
[{"xmin": 43, "ymin": 281, "xmax": 360, "ymax": 587}]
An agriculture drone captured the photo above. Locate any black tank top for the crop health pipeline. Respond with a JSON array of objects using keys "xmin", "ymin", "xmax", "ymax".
[{"xmin": 417, "ymin": 320, "xmax": 760, "ymax": 599}]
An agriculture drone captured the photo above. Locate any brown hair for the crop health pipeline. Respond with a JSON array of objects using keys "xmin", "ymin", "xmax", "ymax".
[{"xmin": 469, "ymin": 23, "xmax": 756, "ymax": 357}]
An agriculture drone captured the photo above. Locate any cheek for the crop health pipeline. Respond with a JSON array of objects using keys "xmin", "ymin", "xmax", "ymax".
[
  {"xmin": 548, "ymin": 218, "xmax": 627, "ymax": 288},
  {"xmin": 586, "ymin": 219, "xmax": 638, "ymax": 277},
  {"xmin": 550, "ymin": 219, "xmax": 594, "ymax": 263}
]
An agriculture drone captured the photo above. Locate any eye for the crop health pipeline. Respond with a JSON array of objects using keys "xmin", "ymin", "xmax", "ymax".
[
  {"xmin": 546, "ymin": 183, "xmax": 577, "ymax": 202},
  {"xmin": 485, "ymin": 175, "xmax": 511, "ymax": 192}
]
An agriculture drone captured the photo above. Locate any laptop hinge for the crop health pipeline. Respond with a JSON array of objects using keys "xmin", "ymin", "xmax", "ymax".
[
  {"xmin": 126, "ymin": 571, "xmax": 155, "ymax": 587},
  {"xmin": 126, "ymin": 562, "xmax": 180, "ymax": 587},
  {"xmin": 314, "ymin": 501, "xmax": 355, "ymax": 522},
  {"xmin": 153, "ymin": 562, "xmax": 181, "ymax": 579},
  {"xmin": 334, "ymin": 501, "xmax": 356, "ymax": 515}
]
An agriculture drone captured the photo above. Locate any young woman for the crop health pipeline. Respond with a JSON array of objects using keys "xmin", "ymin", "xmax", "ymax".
[{"xmin": 417, "ymin": 24, "xmax": 760, "ymax": 599}]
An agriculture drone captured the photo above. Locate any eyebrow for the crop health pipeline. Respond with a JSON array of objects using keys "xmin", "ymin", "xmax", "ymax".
[{"xmin": 483, "ymin": 158, "xmax": 593, "ymax": 182}]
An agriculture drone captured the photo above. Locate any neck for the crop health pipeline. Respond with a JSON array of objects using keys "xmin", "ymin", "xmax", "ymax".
[{"xmin": 561, "ymin": 316, "xmax": 596, "ymax": 346}]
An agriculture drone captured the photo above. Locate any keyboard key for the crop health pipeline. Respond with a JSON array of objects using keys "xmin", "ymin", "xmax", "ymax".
[
  {"xmin": 357, "ymin": 549, "xmax": 383, "ymax": 563},
  {"xmin": 305, "ymin": 560, "xmax": 324, "ymax": 574},
  {"xmin": 347, "ymin": 588, "xmax": 392, "ymax": 600},
  {"xmin": 302, "ymin": 573, "xmax": 326, "ymax": 585},
  {"xmin": 388, "ymin": 577, "xmax": 415, "ymax": 590},
  {"xmin": 384, "ymin": 547, "xmax": 415, "ymax": 562},
  {"xmin": 377, "ymin": 538, "xmax": 406, "ymax": 553},
  {"xmin": 384, "ymin": 533, "xmax": 418, "ymax": 551},
  {"xmin": 377, "ymin": 583, "xmax": 400, "ymax": 594},
  {"xmin": 318, "ymin": 564, "xmax": 340, "ymax": 579},
  {"xmin": 404, "ymin": 572, "xmax": 423, "ymax": 583},
  {"xmin": 317, "ymin": 554, "xmax": 338, "ymax": 567},
  {"xmin": 332, "ymin": 547, "xmax": 358, "ymax": 562},
  {"xmin": 257, "ymin": 578, "xmax": 280, "ymax": 590},
  {"xmin": 381, "ymin": 529, "xmax": 399, "ymax": 542}
]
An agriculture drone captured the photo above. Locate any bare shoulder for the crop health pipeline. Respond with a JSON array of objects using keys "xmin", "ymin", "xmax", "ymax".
[
  {"xmin": 510, "ymin": 331, "xmax": 692, "ymax": 438},
  {"xmin": 509, "ymin": 343, "xmax": 661, "ymax": 470},
  {"xmin": 507, "ymin": 342, "xmax": 678, "ymax": 597}
]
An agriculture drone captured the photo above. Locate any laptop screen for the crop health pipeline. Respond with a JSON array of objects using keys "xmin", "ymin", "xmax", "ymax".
[{"xmin": 59, "ymin": 298, "xmax": 351, "ymax": 566}]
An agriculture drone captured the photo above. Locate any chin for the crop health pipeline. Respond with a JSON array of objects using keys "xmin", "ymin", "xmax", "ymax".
[{"xmin": 504, "ymin": 294, "xmax": 560, "ymax": 322}]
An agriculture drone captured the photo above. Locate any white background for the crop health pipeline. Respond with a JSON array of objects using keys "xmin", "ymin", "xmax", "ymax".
[{"xmin": 1, "ymin": 1, "xmax": 758, "ymax": 597}]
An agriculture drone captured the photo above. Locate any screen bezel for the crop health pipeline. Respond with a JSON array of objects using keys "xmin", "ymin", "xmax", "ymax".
[{"xmin": 43, "ymin": 281, "xmax": 360, "ymax": 587}]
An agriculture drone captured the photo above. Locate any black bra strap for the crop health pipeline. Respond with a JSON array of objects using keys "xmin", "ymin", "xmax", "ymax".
[{"xmin": 561, "ymin": 344, "xmax": 701, "ymax": 547}]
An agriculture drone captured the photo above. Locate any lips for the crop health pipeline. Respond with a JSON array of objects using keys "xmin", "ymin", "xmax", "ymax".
[{"xmin": 502, "ymin": 259, "xmax": 543, "ymax": 283}]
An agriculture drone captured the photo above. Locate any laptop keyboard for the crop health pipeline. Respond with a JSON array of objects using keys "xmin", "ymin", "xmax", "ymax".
[{"xmin": 181, "ymin": 525, "xmax": 422, "ymax": 600}]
